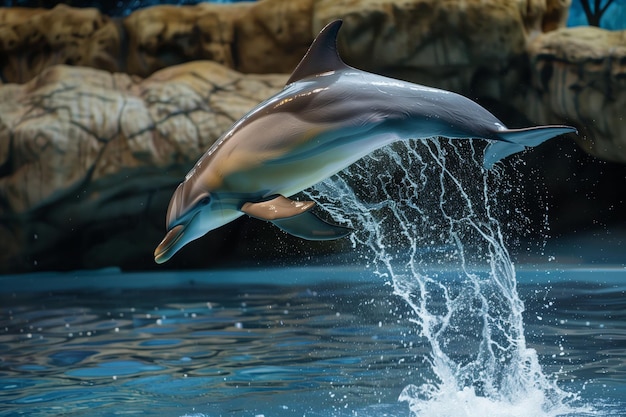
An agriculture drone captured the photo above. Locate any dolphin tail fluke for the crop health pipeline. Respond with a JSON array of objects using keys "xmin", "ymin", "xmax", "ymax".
[{"xmin": 483, "ymin": 125, "xmax": 577, "ymax": 169}]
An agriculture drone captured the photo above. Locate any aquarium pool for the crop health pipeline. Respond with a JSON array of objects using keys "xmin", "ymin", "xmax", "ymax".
[{"xmin": 0, "ymin": 265, "xmax": 625, "ymax": 417}]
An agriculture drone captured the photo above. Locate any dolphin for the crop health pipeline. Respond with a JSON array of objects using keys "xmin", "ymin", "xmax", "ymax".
[{"xmin": 154, "ymin": 19, "xmax": 576, "ymax": 264}]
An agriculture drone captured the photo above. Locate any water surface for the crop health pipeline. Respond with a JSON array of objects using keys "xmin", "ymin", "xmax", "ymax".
[{"xmin": 1, "ymin": 266, "xmax": 624, "ymax": 416}]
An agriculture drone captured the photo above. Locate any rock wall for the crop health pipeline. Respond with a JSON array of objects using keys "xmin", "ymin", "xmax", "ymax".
[
  {"xmin": 0, "ymin": 62, "xmax": 289, "ymax": 271},
  {"xmin": 0, "ymin": 0, "xmax": 624, "ymax": 272},
  {"xmin": 0, "ymin": 0, "xmax": 318, "ymax": 83},
  {"xmin": 316, "ymin": 0, "xmax": 570, "ymax": 94},
  {"xmin": 0, "ymin": 0, "xmax": 570, "ymax": 84},
  {"xmin": 0, "ymin": 5, "xmax": 120, "ymax": 83},
  {"xmin": 525, "ymin": 27, "xmax": 626, "ymax": 163}
]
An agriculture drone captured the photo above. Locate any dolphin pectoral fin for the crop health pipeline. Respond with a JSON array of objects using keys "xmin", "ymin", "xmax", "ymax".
[
  {"xmin": 272, "ymin": 211, "xmax": 353, "ymax": 241},
  {"xmin": 483, "ymin": 125, "xmax": 577, "ymax": 169},
  {"xmin": 241, "ymin": 195, "xmax": 316, "ymax": 221},
  {"xmin": 241, "ymin": 195, "xmax": 352, "ymax": 240}
]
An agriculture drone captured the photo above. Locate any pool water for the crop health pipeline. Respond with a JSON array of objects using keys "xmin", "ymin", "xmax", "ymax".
[{"xmin": 1, "ymin": 265, "xmax": 624, "ymax": 416}]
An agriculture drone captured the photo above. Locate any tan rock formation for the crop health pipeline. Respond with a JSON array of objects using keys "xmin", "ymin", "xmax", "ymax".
[
  {"xmin": 124, "ymin": 0, "xmax": 316, "ymax": 77},
  {"xmin": 124, "ymin": 3, "xmax": 248, "ymax": 76},
  {"xmin": 234, "ymin": 0, "xmax": 316, "ymax": 74},
  {"xmin": 0, "ymin": 62, "xmax": 287, "ymax": 271},
  {"xmin": 541, "ymin": 0, "xmax": 572, "ymax": 32},
  {"xmin": 0, "ymin": 0, "xmax": 317, "ymax": 83},
  {"xmin": 0, "ymin": 5, "xmax": 120, "ymax": 83},
  {"xmin": 525, "ymin": 27, "xmax": 626, "ymax": 163},
  {"xmin": 1, "ymin": 0, "xmax": 571, "ymax": 86},
  {"xmin": 313, "ymin": 0, "xmax": 572, "ymax": 94}
]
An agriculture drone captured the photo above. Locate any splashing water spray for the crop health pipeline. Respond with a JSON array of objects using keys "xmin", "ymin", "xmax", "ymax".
[{"xmin": 306, "ymin": 140, "xmax": 590, "ymax": 417}]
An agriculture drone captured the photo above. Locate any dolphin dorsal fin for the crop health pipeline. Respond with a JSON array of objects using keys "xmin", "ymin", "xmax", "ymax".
[{"xmin": 286, "ymin": 20, "xmax": 348, "ymax": 85}]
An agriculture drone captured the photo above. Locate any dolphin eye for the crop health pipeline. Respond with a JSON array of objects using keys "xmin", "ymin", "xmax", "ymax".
[{"xmin": 198, "ymin": 196, "xmax": 211, "ymax": 207}]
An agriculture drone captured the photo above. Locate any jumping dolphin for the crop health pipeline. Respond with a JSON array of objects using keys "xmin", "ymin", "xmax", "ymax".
[{"xmin": 154, "ymin": 20, "xmax": 576, "ymax": 264}]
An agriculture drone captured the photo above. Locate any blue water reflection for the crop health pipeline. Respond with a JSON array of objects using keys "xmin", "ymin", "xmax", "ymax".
[{"xmin": 0, "ymin": 266, "xmax": 624, "ymax": 416}]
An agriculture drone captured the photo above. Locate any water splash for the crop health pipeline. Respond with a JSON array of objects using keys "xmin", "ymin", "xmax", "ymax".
[{"xmin": 305, "ymin": 139, "xmax": 588, "ymax": 416}]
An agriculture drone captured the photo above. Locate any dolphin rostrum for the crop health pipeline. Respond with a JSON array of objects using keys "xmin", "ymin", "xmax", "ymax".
[{"xmin": 154, "ymin": 19, "xmax": 576, "ymax": 264}]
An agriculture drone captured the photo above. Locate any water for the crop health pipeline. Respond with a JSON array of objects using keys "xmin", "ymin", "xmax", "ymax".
[
  {"xmin": 303, "ymin": 140, "xmax": 601, "ymax": 416},
  {"xmin": 2, "ymin": 139, "xmax": 625, "ymax": 416},
  {"xmin": 0, "ymin": 267, "xmax": 624, "ymax": 416}
]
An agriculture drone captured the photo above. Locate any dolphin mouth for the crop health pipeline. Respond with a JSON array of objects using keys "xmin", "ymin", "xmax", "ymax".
[{"xmin": 154, "ymin": 224, "xmax": 186, "ymax": 264}]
